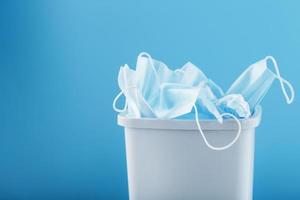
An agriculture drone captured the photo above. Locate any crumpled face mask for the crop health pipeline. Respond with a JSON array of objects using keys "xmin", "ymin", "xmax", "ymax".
[
  {"xmin": 217, "ymin": 94, "xmax": 251, "ymax": 118},
  {"xmin": 113, "ymin": 52, "xmax": 243, "ymax": 151},
  {"xmin": 114, "ymin": 53, "xmax": 202, "ymax": 119},
  {"xmin": 113, "ymin": 53, "xmax": 294, "ymax": 151},
  {"xmin": 226, "ymin": 56, "xmax": 295, "ymax": 111},
  {"xmin": 196, "ymin": 81, "xmax": 223, "ymax": 123},
  {"xmin": 180, "ymin": 62, "xmax": 224, "ymax": 123},
  {"xmin": 135, "ymin": 52, "xmax": 202, "ymax": 119}
]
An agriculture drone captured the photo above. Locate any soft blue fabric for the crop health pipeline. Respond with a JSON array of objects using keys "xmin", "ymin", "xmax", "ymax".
[
  {"xmin": 226, "ymin": 57, "xmax": 294, "ymax": 112},
  {"xmin": 227, "ymin": 58, "xmax": 276, "ymax": 111},
  {"xmin": 118, "ymin": 53, "xmax": 202, "ymax": 119},
  {"xmin": 115, "ymin": 53, "xmax": 253, "ymax": 121},
  {"xmin": 217, "ymin": 94, "xmax": 251, "ymax": 118},
  {"xmin": 116, "ymin": 54, "xmax": 295, "ymax": 121},
  {"xmin": 1, "ymin": 0, "xmax": 299, "ymax": 198}
]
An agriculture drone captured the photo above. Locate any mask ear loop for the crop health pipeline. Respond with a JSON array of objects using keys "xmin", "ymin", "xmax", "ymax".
[
  {"xmin": 193, "ymin": 105, "xmax": 242, "ymax": 151},
  {"xmin": 114, "ymin": 52, "xmax": 158, "ymax": 114},
  {"xmin": 113, "ymin": 86, "xmax": 138, "ymax": 112},
  {"xmin": 113, "ymin": 91, "xmax": 128, "ymax": 112},
  {"xmin": 265, "ymin": 56, "xmax": 295, "ymax": 104}
]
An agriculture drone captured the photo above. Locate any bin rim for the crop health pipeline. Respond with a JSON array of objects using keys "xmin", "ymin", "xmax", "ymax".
[{"xmin": 117, "ymin": 106, "xmax": 261, "ymax": 131}]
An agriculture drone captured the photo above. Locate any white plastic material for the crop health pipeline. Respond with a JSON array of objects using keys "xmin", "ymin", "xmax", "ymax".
[{"xmin": 118, "ymin": 107, "xmax": 262, "ymax": 200}]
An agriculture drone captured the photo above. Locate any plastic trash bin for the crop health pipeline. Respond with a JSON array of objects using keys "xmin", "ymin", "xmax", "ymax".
[{"xmin": 118, "ymin": 106, "xmax": 262, "ymax": 200}]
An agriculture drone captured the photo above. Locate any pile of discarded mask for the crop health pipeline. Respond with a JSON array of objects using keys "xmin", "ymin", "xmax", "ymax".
[{"xmin": 113, "ymin": 52, "xmax": 294, "ymax": 123}]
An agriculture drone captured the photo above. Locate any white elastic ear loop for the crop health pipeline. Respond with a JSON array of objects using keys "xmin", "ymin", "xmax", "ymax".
[
  {"xmin": 113, "ymin": 86, "xmax": 138, "ymax": 112},
  {"xmin": 266, "ymin": 56, "xmax": 295, "ymax": 104},
  {"xmin": 193, "ymin": 105, "xmax": 242, "ymax": 151},
  {"xmin": 138, "ymin": 52, "xmax": 160, "ymax": 81},
  {"xmin": 113, "ymin": 91, "xmax": 128, "ymax": 112}
]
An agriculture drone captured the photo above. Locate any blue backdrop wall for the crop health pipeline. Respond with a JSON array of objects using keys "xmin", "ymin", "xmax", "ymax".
[{"xmin": 0, "ymin": 0, "xmax": 299, "ymax": 199}]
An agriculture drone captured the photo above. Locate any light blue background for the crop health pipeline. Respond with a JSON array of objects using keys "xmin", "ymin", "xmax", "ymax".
[{"xmin": 0, "ymin": 0, "xmax": 299, "ymax": 199}]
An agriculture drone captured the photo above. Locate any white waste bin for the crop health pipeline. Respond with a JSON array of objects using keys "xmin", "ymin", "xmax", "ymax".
[{"xmin": 118, "ymin": 106, "xmax": 262, "ymax": 200}]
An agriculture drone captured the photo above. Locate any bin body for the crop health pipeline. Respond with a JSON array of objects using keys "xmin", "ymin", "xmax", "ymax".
[{"xmin": 118, "ymin": 107, "xmax": 261, "ymax": 200}]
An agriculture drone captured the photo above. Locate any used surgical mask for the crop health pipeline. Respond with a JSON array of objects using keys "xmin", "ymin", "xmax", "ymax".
[
  {"xmin": 217, "ymin": 94, "xmax": 251, "ymax": 118},
  {"xmin": 114, "ymin": 53, "xmax": 198, "ymax": 119},
  {"xmin": 113, "ymin": 52, "xmax": 242, "ymax": 151},
  {"xmin": 197, "ymin": 81, "xmax": 223, "ymax": 123},
  {"xmin": 226, "ymin": 56, "xmax": 295, "ymax": 111}
]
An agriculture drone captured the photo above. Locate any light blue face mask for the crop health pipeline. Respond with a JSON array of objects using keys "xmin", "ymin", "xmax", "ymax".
[
  {"xmin": 217, "ymin": 94, "xmax": 251, "ymax": 118},
  {"xmin": 116, "ymin": 52, "xmax": 202, "ymax": 119},
  {"xmin": 174, "ymin": 61, "xmax": 225, "ymax": 123},
  {"xmin": 179, "ymin": 62, "xmax": 224, "ymax": 98},
  {"xmin": 114, "ymin": 65, "xmax": 139, "ymax": 117},
  {"xmin": 226, "ymin": 56, "xmax": 295, "ymax": 110},
  {"xmin": 113, "ymin": 52, "xmax": 242, "ymax": 151},
  {"xmin": 196, "ymin": 81, "xmax": 223, "ymax": 123}
]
